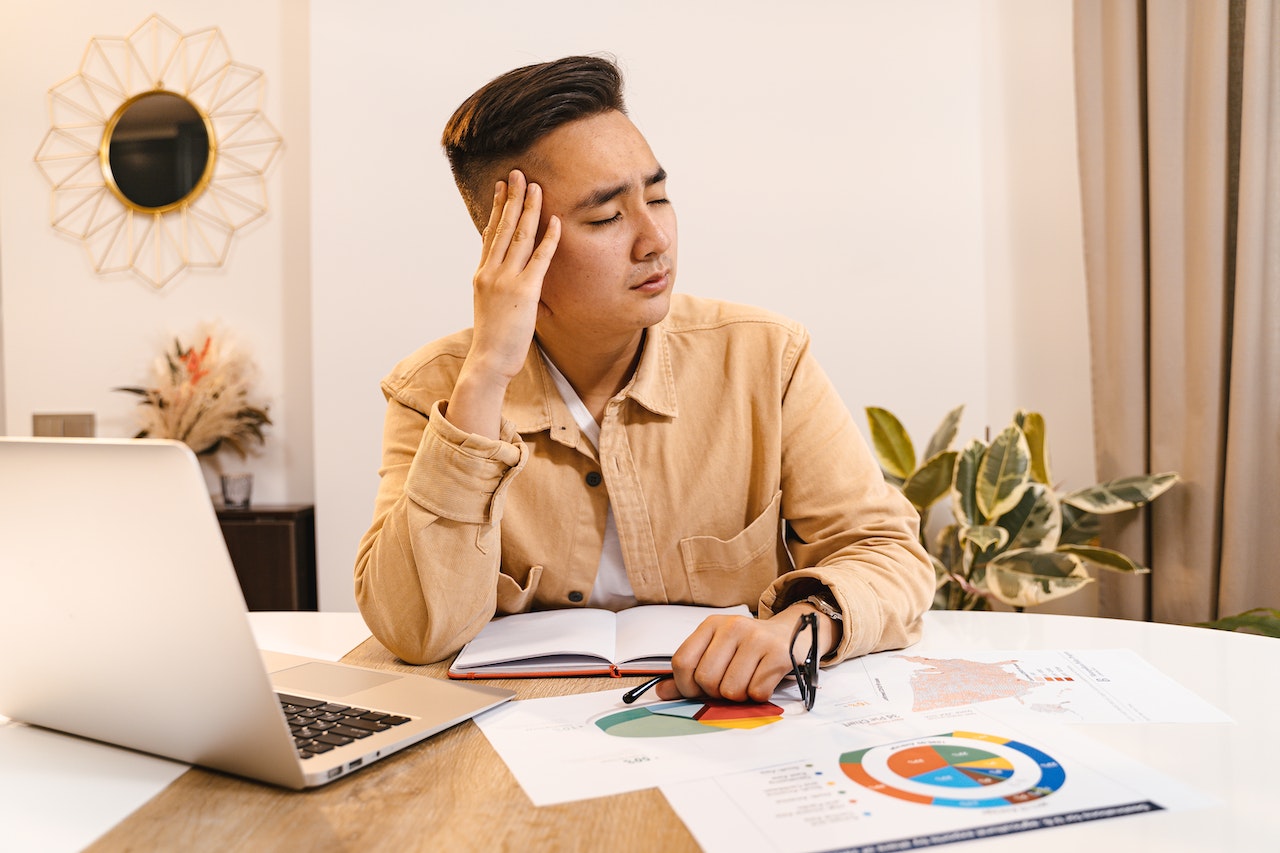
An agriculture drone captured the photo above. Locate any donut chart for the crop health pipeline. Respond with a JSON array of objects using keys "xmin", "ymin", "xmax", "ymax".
[{"xmin": 839, "ymin": 731, "xmax": 1065, "ymax": 808}]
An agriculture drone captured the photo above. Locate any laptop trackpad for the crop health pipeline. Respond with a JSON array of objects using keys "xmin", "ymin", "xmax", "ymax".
[{"xmin": 271, "ymin": 662, "xmax": 399, "ymax": 698}]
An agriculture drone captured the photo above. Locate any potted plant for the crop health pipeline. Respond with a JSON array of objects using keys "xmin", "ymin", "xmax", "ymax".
[
  {"xmin": 116, "ymin": 325, "xmax": 271, "ymax": 466},
  {"xmin": 866, "ymin": 405, "xmax": 1177, "ymax": 611}
]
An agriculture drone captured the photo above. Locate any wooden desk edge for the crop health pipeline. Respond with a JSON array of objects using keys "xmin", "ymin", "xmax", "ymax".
[{"xmin": 86, "ymin": 636, "xmax": 699, "ymax": 852}]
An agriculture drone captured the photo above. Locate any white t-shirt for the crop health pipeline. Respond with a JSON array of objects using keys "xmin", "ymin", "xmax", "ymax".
[{"xmin": 540, "ymin": 352, "xmax": 638, "ymax": 611}]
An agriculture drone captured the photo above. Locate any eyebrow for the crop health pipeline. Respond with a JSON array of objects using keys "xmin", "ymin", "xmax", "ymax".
[{"xmin": 571, "ymin": 166, "xmax": 668, "ymax": 213}]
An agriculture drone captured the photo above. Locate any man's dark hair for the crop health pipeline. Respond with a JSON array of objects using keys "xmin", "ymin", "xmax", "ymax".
[{"xmin": 442, "ymin": 55, "xmax": 627, "ymax": 229}]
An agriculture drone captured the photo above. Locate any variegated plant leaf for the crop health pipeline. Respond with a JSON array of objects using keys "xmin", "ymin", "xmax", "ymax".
[
  {"xmin": 923, "ymin": 405, "xmax": 964, "ymax": 463},
  {"xmin": 1059, "ymin": 503, "xmax": 1100, "ymax": 546},
  {"xmin": 975, "ymin": 426, "xmax": 1031, "ymax": 520},
  {"xmin": 1019, "ymin": 411, "xmax": 1051, "ymax": 485},
  {"xmin": 929, "ymin": 555, "xmax": 951, "ymax": 591},
  {"xmin": 1198, "ymin": 608, "xmax": 1280, "ymax": 638},
  {"xmin": 1062, "ymin": 472, "xmax": 1179, "ymax": 514},
  {"xmin": 934, "ymin": 523, "xmax": 965, "ymax": 576},
  {"xmin": 967, "ymin": 561, "xmax": 991, "ymax": 600},
  {"xmin": 984, "ymin": 549, "xmax": 1094, "ymax": 608},
  {"xmin": 903, "ymin": 451, "xmax": 958, "ymax": 512},
  {"xmin": 931, "ymin": 529, "xmax": 962, "ymax": 609},
  {"xmin": 950, "ymin": 439, "xmax": 985, "ymax": 527},
  {"xmin": 959, "ymin": 524, "xmax": 1009, "ymax": 553},
  {"xmin": 866, "ymin": 407, "xmax": 916, "ymax": 481},
  {"xmin": 1056, "ymin": 544, "xmax": 1149, "ymax": 574},
  {"xmin": 998, "ymin": 482, "xmax": 1062, "ymax": 552}
]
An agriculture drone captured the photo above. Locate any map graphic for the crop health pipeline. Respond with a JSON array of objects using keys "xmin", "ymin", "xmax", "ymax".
[
  {"xmin": 595, "ymin": 699, "xmax": 784, "ymax": 738},
  {"xmin": 839, "ymin": 731, "xmax": 1065, "ymax": 808},
  {"xmin": 896, "ymin": 655, "xmax": 1072, "ymax": 714}
]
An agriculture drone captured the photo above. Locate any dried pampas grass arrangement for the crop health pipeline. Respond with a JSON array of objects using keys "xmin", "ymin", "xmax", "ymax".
[{"xmin": 117, "ymin": 325, "xmax": 271, "ymax": 459}]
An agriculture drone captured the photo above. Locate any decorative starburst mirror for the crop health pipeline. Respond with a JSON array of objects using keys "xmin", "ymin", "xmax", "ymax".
[{"xmin": 34, "ymin": 15, "xmax": 283, "ymax": 289}]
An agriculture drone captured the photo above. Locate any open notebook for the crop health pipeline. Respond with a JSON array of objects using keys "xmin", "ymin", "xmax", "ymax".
[{"xmin": 0, "ymin": 437, "xmax": 513, "ymax": 789}]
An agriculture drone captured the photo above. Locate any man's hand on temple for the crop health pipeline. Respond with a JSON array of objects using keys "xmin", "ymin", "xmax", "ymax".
[{"xmin": 446, "ymin": 170, "xmax": 560, "ymax": 439}]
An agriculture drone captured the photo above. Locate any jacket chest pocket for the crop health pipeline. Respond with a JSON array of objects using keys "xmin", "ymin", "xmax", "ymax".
[{"xmin": 679, "ymin": 491, "xmax": 784, "ymax": 607}]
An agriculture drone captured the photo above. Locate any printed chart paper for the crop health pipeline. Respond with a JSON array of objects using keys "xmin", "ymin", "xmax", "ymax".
[
  {"xmin": 475, "ymin": 687, "xmax": 820, "ymax": 805},
  {"xmin": 661, "ymin": 719, "xmax": 1212, "ymax": 853},
  {"xmin": 819, "ymin": 648, "xmax": 1232, "ymax": 726},
  {"xmin": 476, "ymin": 648, "xmax": 1229, "ymax": 807}
]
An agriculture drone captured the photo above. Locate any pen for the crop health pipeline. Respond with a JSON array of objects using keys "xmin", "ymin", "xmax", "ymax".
[{"xmin": 621, "ymin": 674, "xmax": 672, "ymax": 704}]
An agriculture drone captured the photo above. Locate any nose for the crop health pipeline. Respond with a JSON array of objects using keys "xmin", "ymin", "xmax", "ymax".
[{"xmin": 632, "ymin": 208, "xmax": 673, "ymax": 260}]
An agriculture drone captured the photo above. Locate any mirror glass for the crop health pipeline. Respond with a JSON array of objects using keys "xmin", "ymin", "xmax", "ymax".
[{"xmin": 102, "ymin": 92, "xmax": 213, "ymax": 212}]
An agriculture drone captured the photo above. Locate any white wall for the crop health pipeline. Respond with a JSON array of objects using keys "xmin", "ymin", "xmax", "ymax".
[
  {"xmin": 981, "ymin": 1, "xmax": 1095, "ymax": 615},
  {"xmin": 0, "ymin": 0, "xmax": 311, "ymax": 501},
  {"xmin": 0, "ymin": 1, "xmax": 1093, "ymax": 615},
  {"xmin": 982, "ymin": 0, "xmax": 1093, "ymax": 490}
]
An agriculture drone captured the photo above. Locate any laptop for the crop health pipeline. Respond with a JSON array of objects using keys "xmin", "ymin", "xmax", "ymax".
[{"xmin": 0, "ymin": 437, "xmax": 514, "ymax": 789}]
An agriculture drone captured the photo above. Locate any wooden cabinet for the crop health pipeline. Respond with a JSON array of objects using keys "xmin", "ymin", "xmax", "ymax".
[{"xmin": 215, "ymin": 504, "xmax": 317, "ymax": 611}]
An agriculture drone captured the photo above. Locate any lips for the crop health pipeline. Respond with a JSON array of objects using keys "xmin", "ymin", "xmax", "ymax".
[{"xmin": 632, "ymin": 268, "xmax": 670, "ymax": 290}]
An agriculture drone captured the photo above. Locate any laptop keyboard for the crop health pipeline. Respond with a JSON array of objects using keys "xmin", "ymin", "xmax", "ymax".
[{"xmin": 277, "ymin": 693, "xmax": 412, "ymax": 760}]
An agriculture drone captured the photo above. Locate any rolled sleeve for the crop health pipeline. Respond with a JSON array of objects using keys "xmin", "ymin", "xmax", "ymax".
[{"xmin": 405, "ymin": 400, "xmax": 526, "ymax": 523}]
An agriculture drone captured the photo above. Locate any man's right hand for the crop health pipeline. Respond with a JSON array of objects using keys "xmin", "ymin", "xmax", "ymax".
[{"xmin": 446, "ymin": 171, "xmax": 561, "ymax": 439}]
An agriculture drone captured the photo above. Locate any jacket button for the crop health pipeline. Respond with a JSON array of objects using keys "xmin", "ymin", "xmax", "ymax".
[
  {"xmin": 585, "ymin": 471, "xmax": 603, "ymax": 487},
  {"xmin": 568, "ymin": 591, "xmax": 584, "ymax": 603}
]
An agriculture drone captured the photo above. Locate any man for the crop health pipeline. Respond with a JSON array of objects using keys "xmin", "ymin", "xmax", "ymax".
[{"xmin": 355, "ymin": 55, "xmax": 932, "ymax": 703}]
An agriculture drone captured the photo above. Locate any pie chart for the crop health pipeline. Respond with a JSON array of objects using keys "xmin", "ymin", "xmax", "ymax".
[
  {"xmin": 595, "ymin": 699, "xmax": 784, "ymax": 738},
  {"xmin": 839, "ymin": 731, "xmax": 1065, "ymax": 808}
]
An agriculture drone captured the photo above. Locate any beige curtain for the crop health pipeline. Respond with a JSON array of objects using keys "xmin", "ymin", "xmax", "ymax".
[{"xmin": 1073, "ymin": 0, "xmax": 1280, "ymax": 624}]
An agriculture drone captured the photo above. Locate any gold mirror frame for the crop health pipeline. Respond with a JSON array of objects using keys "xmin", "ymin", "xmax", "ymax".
[{"xmin": 35, "ymin": 15, "xmax": 283, "ymax": 289}]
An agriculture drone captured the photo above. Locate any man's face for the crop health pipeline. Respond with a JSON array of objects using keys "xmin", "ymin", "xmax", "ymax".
[{"xmin": 522, "ymin": 110, "xmax": 678, "ymax": 347}]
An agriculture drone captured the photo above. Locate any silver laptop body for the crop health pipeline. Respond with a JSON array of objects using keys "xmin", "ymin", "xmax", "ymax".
[{"xmin": 0, "ymin": 437, "xmax": 513, "ymax": 789}]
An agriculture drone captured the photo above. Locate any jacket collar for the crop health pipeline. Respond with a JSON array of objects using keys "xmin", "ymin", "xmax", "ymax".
[{"xmin": 505, "ymin": 321, "xmax": 679, "ymax": 442}]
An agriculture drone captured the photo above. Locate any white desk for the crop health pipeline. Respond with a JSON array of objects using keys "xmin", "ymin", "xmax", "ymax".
[
  {"xmin": 889, "ymin": 611, "xmax": 1279, "ymax": 851},
  {"xmin": 3, "ymin": 611, "xmax": 1276, "ymax": 851}
]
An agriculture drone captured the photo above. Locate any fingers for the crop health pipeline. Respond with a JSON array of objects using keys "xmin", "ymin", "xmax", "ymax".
[
  {"xmin": 664, "ymin": 620, "xmax": 716, "ymax": 699},
  {"xmin": 467, "ymin": 170, "xmax": 561, "ymax": 380},
  {"xmin": 529, "ymin": 214, "xmax": 561, "ymax": 275},
  {"xmin": 658, "ymin": 616, "xmax": 796, "ymax": 704},
  {"xmin": 481, "ymin": 171, "xmax": 547, "ymax": 272},
  {"xmin": 480, "ymin": 179, "xmax": 506, "ymax": 253}
]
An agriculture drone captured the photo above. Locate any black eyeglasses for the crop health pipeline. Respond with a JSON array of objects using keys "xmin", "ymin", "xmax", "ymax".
[
  {"xmin": 621, "ymin": 612, "xmax": 820, "ymax": 710},
  {"xmin": 791, "ymin": 611, "xmax": 819, "ymax": 711}
]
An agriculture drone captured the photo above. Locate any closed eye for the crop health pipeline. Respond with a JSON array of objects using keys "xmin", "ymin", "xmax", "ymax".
[{"xmin": 589, "ymin": 197, "xmax": 669, "ymax": 226}]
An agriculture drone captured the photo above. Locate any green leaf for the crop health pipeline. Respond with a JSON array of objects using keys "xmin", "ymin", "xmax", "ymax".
[
  {"xmin": 934, "ymin": 524, "xmax": 965, "ymax": 578},
  {"xmin": 866, "ymin": 407, "xmax": 916, "ymax": 481},
  {"xmin": 950, "ymin": 439, "xmax": 985, "ymax": 527},
  {"xmin": 1062, "ymin": 472, "xmax": 1179, "ymax": 514},
  {"xmin": 1059, "ymin": 504, "xmax": 1100, "ymax": 546},
  {"xmin": 1019, "ymin": 411, "xmax": 1051, "ymax": 485},
  {"xmin": 902, "ymin": 451, "xmax": 958, "ymax": 512},
  {"xmin": 929, "ymin": 555, "xmax": 951, "ymax": 591},
  {"xmin": 960, "ymin": 524, "xmax": 1009, "ymax": 552},
  {"xmin": 984, "ymin": 549, "xmax": 1094, "ymax": 608},
  {"xmin": 1197, "ymin": 608, "xmax": 1280, "ymax": 638},
  {"xmin": 923, "ymin": 405, "xmax": 964, "ymax": 463},
  {"xmin": 998, "ymin": 482, "xmax": 1062, "ymax": 552},
  {"xmin": 1057, "ymin": 544, "xmax": 1149, "ymax": 574},
  {"xmin": 975, "ymin": 426, "xmax": 1031, "ymax": 520}
]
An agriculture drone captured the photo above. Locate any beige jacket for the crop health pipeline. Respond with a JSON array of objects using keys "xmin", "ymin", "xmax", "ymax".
[{"xmin": 355, "ymin": 294, "xmax": 933, "ymax": 665}]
